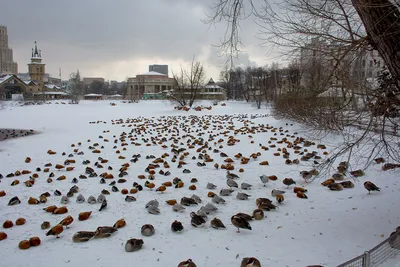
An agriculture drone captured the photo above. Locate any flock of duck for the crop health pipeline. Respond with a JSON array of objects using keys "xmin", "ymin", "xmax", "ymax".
[{"xmin": 0, "ymin": 113, "xmax": 384, "ymax": 266}]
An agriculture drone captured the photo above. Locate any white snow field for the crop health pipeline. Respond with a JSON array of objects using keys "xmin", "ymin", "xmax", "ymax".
[{"xmin": 0, "ymin": 100, "xmax": 398, "ymax": 267}]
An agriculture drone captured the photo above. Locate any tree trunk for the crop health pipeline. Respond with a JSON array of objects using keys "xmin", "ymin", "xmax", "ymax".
[{"xmin": 352, "ymin": 0, "xmax": 400, "ymax": 87}]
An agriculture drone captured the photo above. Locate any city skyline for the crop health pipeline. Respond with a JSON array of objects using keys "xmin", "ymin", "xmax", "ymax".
[{"xmin": 0, "ymin": 0, "xmax": 270, "ymax": 82}]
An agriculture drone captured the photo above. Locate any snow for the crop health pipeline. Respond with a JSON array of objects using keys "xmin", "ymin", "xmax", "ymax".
[
  {"xmin": 0, "ymin": 100, "xmax": 398, "ymax": 267},
  {"xmin": 138, "ymin": 71, "xmax": 168, "ymax": 76}
]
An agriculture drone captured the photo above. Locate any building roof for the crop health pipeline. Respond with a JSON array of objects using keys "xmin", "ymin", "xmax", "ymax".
[
  {"xmin": 0, "ymin": 74, "xmax": 13, "ymax": 83},
  {"xmin": 84, "ymin": 93, "xmax": 103, "ymax": 97},
  {"xmin": 34, "ymin": 91, "xmax": 69, "ymax": 95},
  {"xmin": 137, "ymin": 71, "xmax": 167, "ymax": 76}
]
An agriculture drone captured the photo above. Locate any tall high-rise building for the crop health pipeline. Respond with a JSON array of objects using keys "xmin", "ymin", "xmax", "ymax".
[
  {"xmin": 0, "ymin": 25, "xmax": 18, "ymax": 75},
  {"xmin": 149, "ymin": 64, "xmax": 168, "ymax": 76}
]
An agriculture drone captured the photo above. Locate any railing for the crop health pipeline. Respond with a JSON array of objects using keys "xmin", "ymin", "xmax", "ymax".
[{"xmin": 337, "ymin": 230, "xmax": 400, "ymax": 267}]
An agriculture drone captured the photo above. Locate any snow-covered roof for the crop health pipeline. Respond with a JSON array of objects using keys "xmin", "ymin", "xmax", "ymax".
[
  {"xmin": 45, "ymin": 84, "xmax": 61, "ymax": 90},
  {"xmin": 34, "ymin": 92, "xmax": 69, "ymax": 95},
  {"xmin": 84, "ymin": 93, "xmax": 103, "ymax": 97},
  {"xmin": 0, "ymin": 74, "xmax": 13, "ymax": 83},
  {"xmin": 137, "ymin": 71, "xmax": 167, "ymax": 76}
]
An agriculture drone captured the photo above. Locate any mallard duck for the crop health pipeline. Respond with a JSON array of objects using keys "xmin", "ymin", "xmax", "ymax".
[
  {"xmin": 125, "ymin": 238, "xmax": 144, "ymax": 252},
  {"xmin": 145, "ymin": 199, "xmax": 159, "ymax": 208},
  {"xmin": 172, "ymin": 203, "xmax": 185, "ymax": 212},
  {"xmin": 340, "ymin": 181, "xmax": 354, "ymax": 188},
  {"xmin": 178, "ymin": 259, "xmax": 197, "ymax": 267},
  {"xmin": 41, "ymin": 221, "xmax": 51, "ymax": 230},
  {"xmin": 99, "ymin": 199, "xmax": 107, "ymax": 211},
  {"xmin": 206, "ymin": 182, "xmax": 217, "ymax": 189},
  {"xmin": 227, "ymin": 178, "xmax": 238, "ymax": 188},
  {"xmin": 190, "ymin": 194, "xmax": 202, "ymax": 204},
  {"xmin": 283, "ymin": 178, "xmax": 296, "ymax": 187},
  {"xmin": 171, "ymin": 220, "xmax": 184, "ymax": 232},
  {"xmin": 212, "ymin": 195, "xmax": 226, "ymax": 204},
  {"xmin": 8, "ymin": 196, "xmax": 21, "ymax": 206},
  {"xmin": 141, "ymin": 224, "xmax": 155, "ymax": 236},
  {"xmin": 72, "ymin": 231, "xmax": 96, "ymax": 242},
  {"xmin": 253, "ymin": 209, "xmax": 264, "ymax": 220},
  {"xmin": 96, "ymin": 194, "xmax": 106, "ymax": 204},
  {"xmin": 236, "ymin": 192, "xmax": 251, "ymax": 200},
  {"xmin": 94, "ymin": 226, "xmax": 118, "ymax": 238},
  {"xmin": 231, "ymin": 214, "xmax": 252, "ymax": 233},
  {"xmin": 190, "ymin": 212, "xmax": 206, "ymax": 227},
  {"xmin": 76, "ymin": 194, "xmax": 85, "ymax": 203},
  {"xmin": 364, "ymin": 181, "xmax": 380, "ymax": 194},
  {"xmin": 147, "ymin": 205, "xmax": 160, "ymax": 215},
  {"xmin": 328, "ymin": 183, "xmax": 344, "ymax": 191},
  {"xmin": 240, "ymin": 257, "xmax": 261, "ymax": 267},
  {"xmin": 88, "ymin": 195, "xmax": 97, "ymax": 204},
  {"xmin": 271, "ymin": 189, "xmax": 285, "ymax": 197},
  {"xmin": 180, "ymin": 197, "xmax": 198, "ymax": 206},
  {"xmin": 236, "ymin": 213, "xmax": 253, "ymax": 221},
  {"xmin": 220, "ymin": 188, "xmax": 234, "ymax": 196},
  {"xmin": 125, "ymin": 195, "xmax": 137, "ymax": 202},
  {"xmin": 259, "ymin": 175, "xmax": 269, "ymax": 186},
  {"xmin": 210, "ymin": 218, "xmax": 226, "ymax": 229},
  {"xmin": 241, "ymin": 182, "xmax": 252, "ymax": 190}
]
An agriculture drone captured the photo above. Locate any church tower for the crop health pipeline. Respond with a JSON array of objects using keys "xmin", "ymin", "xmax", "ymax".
[{"xmin": 28, "ymin": 41, "xmax": 45, "ymax": 86}]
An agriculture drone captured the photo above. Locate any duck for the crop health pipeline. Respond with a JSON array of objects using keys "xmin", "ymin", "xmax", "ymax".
[
  {"xmin": 190, "ymin": 212, "xmax": 206, "ymax": 227},
  {"xmin": 328, "ymin": 183, "xmax": 344, "ymax": 191},
  {"xmin": 259, "ymin": 174, "xmax": 269, "ymax": 186},
  {"xmin": 141, "ymin": 224, "xmax": 155, "ymax": 236},
  {"xmin": 282, "ymin": 178, "xmax": 296, "ymax": 187},
  {"xmin": 45, "ymin": 224, "xmax": 64, "ymax": 238},
  {"xmin": 76, "ymin": 194, "xmax": 85, "ymax": 203},
  {"xmin": 252, "ymin": 209, "xmax": 264, "ymax": 220},
  {"xmin": 236, "ymin": 192, "xmax": 251, "ymax": 200},
  {"xmin": 241, "ymin": 182, "xmax": 252, "ymax": 190},
  {"xmin": 340, "ymin": 181, "xmax": 354, "ymax": 188},
  {"xmin": 227, "ymin": 178, "xmax": 238, "ymax": 188},
  {"xmin": 212, "ymin": 195, "xmax": 226, "ymax": 204},
  {"xmin": 240, "ymin": 257, "xmax": 262, "ymax": 267},
  {"xmin": 171, "ymin": 220, "xmax": 184, "ymax": 232},
  {"xmin": 125, "ymin": 238, "xmax": 144, "ymax": 252},
  {"xmin": 113, "ymin": 219, "xmax": 126, "ymax": 228},
  {"xmin": 147, "ymin": 205, "xmax": 160, "ymax": 215},
  {"xmin": 178, "ymin": 259, "xmax": 197, "ymax": 267},
  {"xmin": 59, "ymin": 215, "xmax": 74, "ymax": 229},
  {"xmin": 364, "ymin": 181, "xmax": 380, "ymax": 194},
  {"xmin": 231, "ymin": 214, "xmax": 252, "ymax": 233},
  {"xmin": 8, "ymin": 196, "xmax": 21, "ymax": 206},
  {"xmin": 60, "ymin": 195, "xmax": 69, "ymax": 204},
  {"xmin": 78, "ymin": 211, "xmax": 92, "ymax": 221},
  {"xmin": 99, "ymin": 199, "xmax": 107, "ymax": 211},
  {"xmin": 190, "ymin": 194, "xmax": 202, "ymax": 204},
  {"xmin": 210, "ymin": 218, "xmax": 226, "ymax": 229},
  {"xmin": 41, "ymin": 221, "xmax": 51, "ymax": 230},
  {"xmin": 220, "ymin": 188, "xmax": 234, "ymax": 196},
  {"xmin": 236, "ymin": 213, "xmax": 254, "ymax": 221},
  {"xmin": 145, "ymin": 199, "xmax": 159, "ymax": 208},
  {"xmin": 88, "ymin": 195, "xmax": 97, "ymax": 204},
  {"xmin": 72, "ymin": 231, "xmax": 96, "ymax": 242},
  {"xmin": 125, "ymin": 195, "xmax": 137, "ymax": 202},
  {"xmin": 226, "ymin": 171, "xmax": 239, "ymax": 179},
  {"xmin": 206, "ymin": 182, "xmax": 217, "ymax": 189},
  {"xmin": 94, "ymin": 226, "xmax": 118, "ymax": 238},
  {"xmin": 271, "ymin": 189, "xmax": 286, "ymax": 197},
  {"xmin": 172, "ymin": 203, "xmax": 185, "ymax": 212},
  {"xmin": 180, "ymin": 197, "xmax": 198, "ymax": 206},
  {"xmin": 276, "ymin": 194, "xmax": 284, "ymax": 204}
]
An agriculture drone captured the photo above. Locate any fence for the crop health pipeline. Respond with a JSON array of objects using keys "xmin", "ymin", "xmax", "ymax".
[{"xmin": 338, "ymin": 230, "xmax": 400, "ymax": 267}]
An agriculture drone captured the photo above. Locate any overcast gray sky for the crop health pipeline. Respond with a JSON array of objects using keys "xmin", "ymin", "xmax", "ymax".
[{"xmin": 1, "ymin": 0, "xmax": 272, "ymax": 81}]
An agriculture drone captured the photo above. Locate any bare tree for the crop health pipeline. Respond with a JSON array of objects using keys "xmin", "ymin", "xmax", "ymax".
[
  {"xmin": 169, "ymin": 58, "xmax": 205, "ymax": 107},
  {"xmin": 69, "ymin": 70, "xmax": 83, "ymax": 104},
  {"xmin": 206, "ymin": 0, "xmax": 400, "ymax": 168}
]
